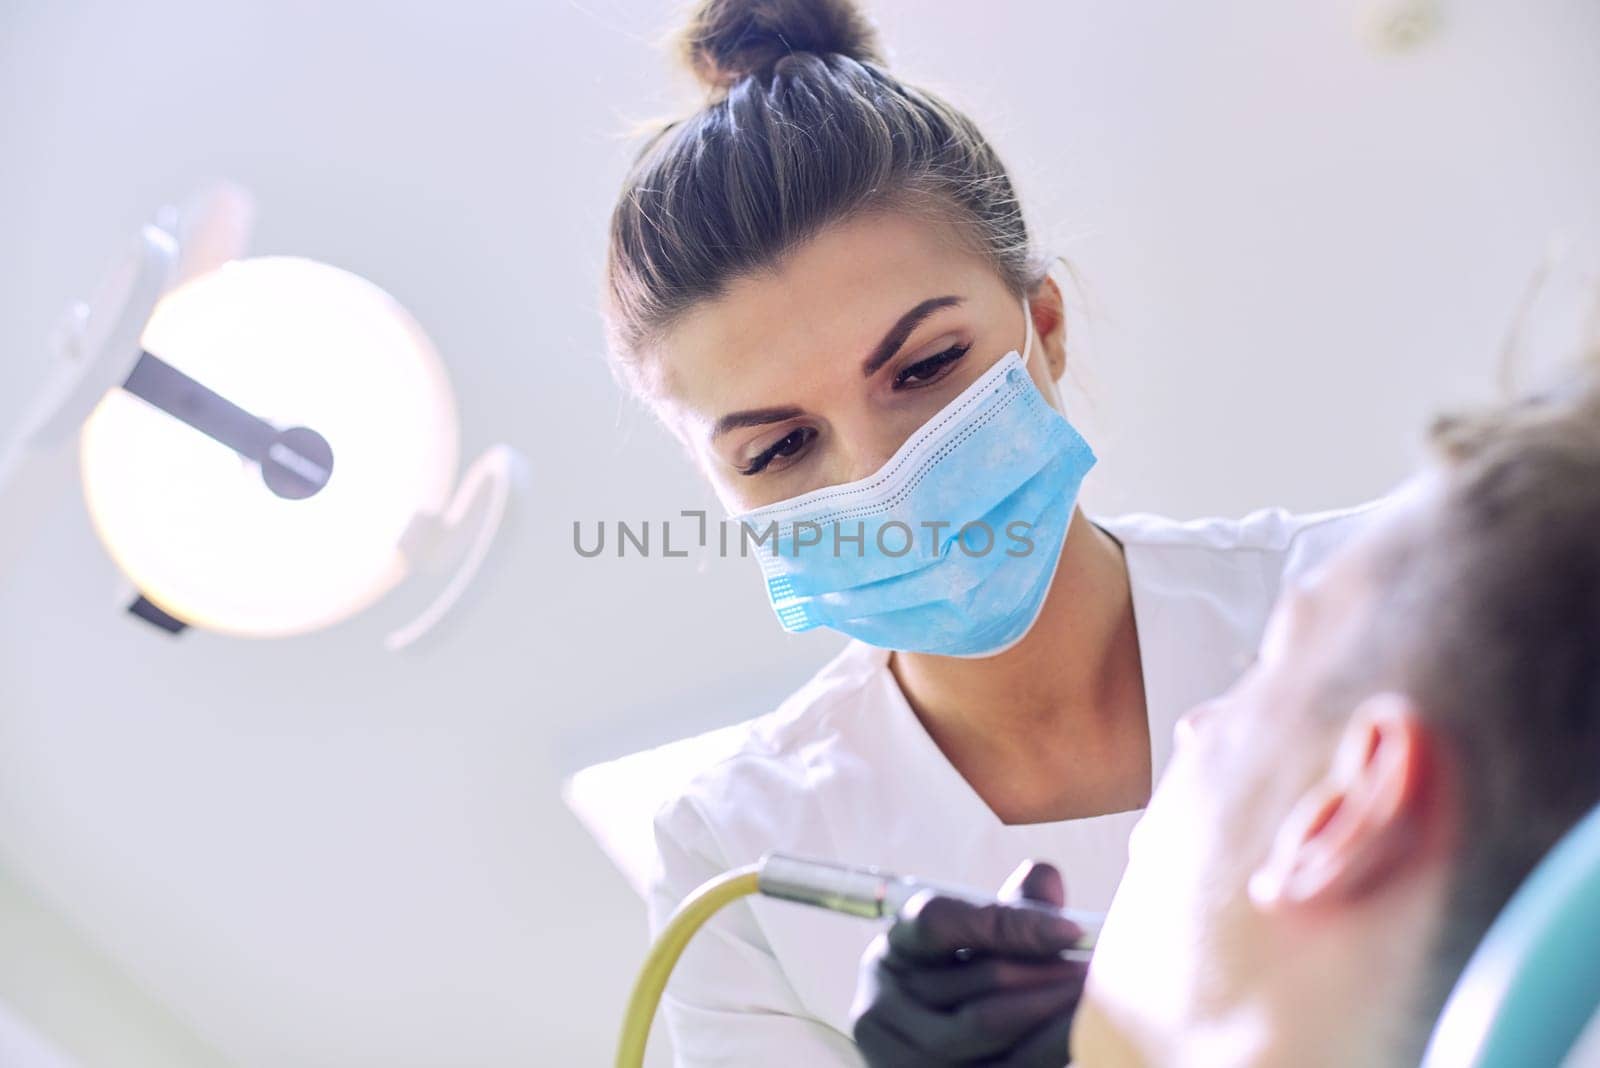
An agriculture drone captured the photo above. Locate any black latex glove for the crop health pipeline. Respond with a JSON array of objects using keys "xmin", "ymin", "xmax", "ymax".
[{"xmin": 851, "ymin": 861, "xmax": 1086, "ymax": 1068}]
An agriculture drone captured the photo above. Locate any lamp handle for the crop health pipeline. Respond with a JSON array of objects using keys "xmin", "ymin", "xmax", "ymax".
[
  {"xmin": 384, "ymin": 444, "xmax": 525, "ymax": 652},
  {"xmin": 0, "ymin": 224, "xmax": 178, "ymax": 574}
]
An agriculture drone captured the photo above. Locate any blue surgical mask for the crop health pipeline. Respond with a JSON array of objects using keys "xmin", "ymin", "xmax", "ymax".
[{"xmin": 731, "ymin": 298, "xmax": 1096, "ymax": 658}]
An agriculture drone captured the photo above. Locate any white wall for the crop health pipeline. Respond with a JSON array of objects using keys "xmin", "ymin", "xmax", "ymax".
[
  {"xmin": 0, "ymin": 867, "xmax": 224, "ymax": 1067},
  {"xmin": 0, "ymin": 1000, "xmax": 75, "ymax": 1068},
  {"xmin": 0, "ymin": 1, "xmax": 1596, "ymax": 1064}
]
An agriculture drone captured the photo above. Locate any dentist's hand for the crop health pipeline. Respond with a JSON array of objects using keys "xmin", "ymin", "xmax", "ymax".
[{"xmin": 851, "ymin": 861, "xmax": 1086, "ymax": 1067}]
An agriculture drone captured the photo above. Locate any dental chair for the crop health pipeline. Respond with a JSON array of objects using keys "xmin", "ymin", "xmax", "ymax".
[{"xmin": 1422, "ymin": 802, "xmax": 1600, "ymax": 1067}]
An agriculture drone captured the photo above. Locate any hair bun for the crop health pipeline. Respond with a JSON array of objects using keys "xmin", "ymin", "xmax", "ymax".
[{"xmin": 678, "ymin": 0, "xmax": 884, "ymax": 93}]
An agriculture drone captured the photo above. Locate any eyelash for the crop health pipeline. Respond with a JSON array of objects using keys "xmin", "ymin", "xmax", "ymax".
[
  {"xmin": 894, "ymin": 343, "xmax": 971, "ymax": 389},
  {"xmin": 737, "ymin": 344, "xmax": 972, "ymax": 477},
  {"xmin": 740, "ymin": 427, "xmax": 816, "ymax": 476}
]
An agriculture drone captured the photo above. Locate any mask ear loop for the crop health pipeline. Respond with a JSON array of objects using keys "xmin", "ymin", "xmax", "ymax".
[
  {"xmin": 1019, "ymin": 294, "xmax": 1036, "ymax": 367},
  {"xmin": 1019, "ymin": 285, "xmax": 1074, "ymax": 414}
]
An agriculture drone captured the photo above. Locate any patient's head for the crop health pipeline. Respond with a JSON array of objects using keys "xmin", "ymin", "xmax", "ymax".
[{"xmin": 1074, "ymin": 373, "xmax": 1600, "ymax": 1067}]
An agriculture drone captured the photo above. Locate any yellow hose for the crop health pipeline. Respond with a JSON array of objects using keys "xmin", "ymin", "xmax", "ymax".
[{"xmin": 615, "ymin": 864, "xmax": 762, "ymax": 1068}]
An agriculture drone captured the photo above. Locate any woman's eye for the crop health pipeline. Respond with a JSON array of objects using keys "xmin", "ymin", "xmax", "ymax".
[
  {"xmin": 740, "ymin": 426, "xmax": 816, "ymax": 476},
  {"xmin": 894, "ymin": 343, "xmax": 971, "ymax": 389}
]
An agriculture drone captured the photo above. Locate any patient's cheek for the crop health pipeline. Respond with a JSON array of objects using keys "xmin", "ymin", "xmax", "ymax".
[
  {"xmin": 1126, "ymin": 813, "xmax": 1149, "ymax": 861},
  {"xmin": 1088, "ymin": 775, "xmax": 1228, "ymax": 1039},
  {"xmin": 1085, "ymin": 864, "xmax": 1196, "ymax": 1042},
  {"xmin": 1071, "ymin": 992, "xmax": 1149, "ymax": 1068}
]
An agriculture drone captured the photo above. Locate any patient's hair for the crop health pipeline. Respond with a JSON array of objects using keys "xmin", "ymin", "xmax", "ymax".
[
  {"xmin": 602, "ymin": 0, "xmax": 1047, "ymax": 394},
  {"xmin": 1356, "ymin": 357, "xmax": 1600, "ymax": 1027}
]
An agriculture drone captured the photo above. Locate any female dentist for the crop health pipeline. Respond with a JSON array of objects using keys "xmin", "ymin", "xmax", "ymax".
[{"xmin": 591, "ymin": 0, "xmax": 1375, "ymax": 1063}]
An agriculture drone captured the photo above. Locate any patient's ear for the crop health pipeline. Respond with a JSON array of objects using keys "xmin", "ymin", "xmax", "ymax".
[{"xmin": 1248, "ymin": 694, "xmax": 1432, "ymax": 909}]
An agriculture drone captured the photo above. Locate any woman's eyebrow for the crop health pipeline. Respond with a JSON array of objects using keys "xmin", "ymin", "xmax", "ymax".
[
  {"xmin": 860, "ymin": 295, "xmax": 964, "ymax": 377},
  {"xmin": 712, "ymin": 405, "xmax": 805, "ymax": 441},
  {"xmin": 709, "ymin": 294, "xmax": 963, "ymax": 441}
]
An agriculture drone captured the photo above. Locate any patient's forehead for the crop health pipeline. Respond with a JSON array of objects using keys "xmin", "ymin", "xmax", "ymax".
[
  {"xmin": 1269, "ymin": 489, "xmax": 1437, "ymax": 665},
  {"xmin": 1269, "ymin": 544, "xmax": 1376, "ymax": 652}
]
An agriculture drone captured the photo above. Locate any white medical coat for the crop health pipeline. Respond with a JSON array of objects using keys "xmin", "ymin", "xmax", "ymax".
[{"xmin": 567, "ymin": 505, "xmax": 1381, "ymax": 1067}]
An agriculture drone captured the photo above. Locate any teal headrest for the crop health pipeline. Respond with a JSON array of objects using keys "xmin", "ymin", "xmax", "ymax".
[{"xmin": 1421, "ymin": 802, "xmax": 1600, "ymax": 1067}]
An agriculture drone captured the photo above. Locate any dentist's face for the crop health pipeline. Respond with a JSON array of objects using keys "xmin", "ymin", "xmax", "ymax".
[{"xmin": 651, "ymin": 210, "xmax": 1066, "ymax": 512}]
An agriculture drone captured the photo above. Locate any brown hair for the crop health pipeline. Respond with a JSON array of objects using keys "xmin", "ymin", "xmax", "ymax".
[
  {"xmin": 1346, "ymin": 360, "xmax": 1600, "ymax": 1053},
  {"xmin": 1419, "ymin": 371, "xmax": 1600, "ymax": 909},
  {"xmin": 603, "ymin": 0, "xmax": 1047, "ymax": 394}
]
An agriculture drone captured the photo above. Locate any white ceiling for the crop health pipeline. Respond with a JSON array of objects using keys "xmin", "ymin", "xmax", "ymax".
[{"xmin": 0, "ymin": 0, "xmax": 1596, "ymax": 1064}]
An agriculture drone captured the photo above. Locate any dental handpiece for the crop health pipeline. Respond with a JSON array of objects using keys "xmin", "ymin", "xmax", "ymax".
[{"xmin": 757, "ymin": 852, "xmax": 1101, "ymax": 959}]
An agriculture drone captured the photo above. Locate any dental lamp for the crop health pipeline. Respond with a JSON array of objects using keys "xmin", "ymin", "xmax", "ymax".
[{"xmin": 0, "ymin": 187, "xmax": 521, "ymax": 648}]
